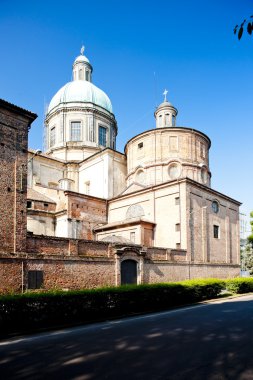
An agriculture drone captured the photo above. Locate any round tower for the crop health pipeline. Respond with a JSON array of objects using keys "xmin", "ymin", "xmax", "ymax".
[{"xmin": 125, "ymin": 92, "xmax": 211, "ymax": 188}]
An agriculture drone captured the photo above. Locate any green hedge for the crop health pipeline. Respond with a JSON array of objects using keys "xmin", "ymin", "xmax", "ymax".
[
  {"xmin": 226, "ymin": 278, "xmax": 253, "ymax": 294},
  {"xmin": 0, "ymin": 279, "xmax": 225, "ymax": 337}
]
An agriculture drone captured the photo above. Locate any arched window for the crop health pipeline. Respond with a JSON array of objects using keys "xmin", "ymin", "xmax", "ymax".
[
  {"xmin": 79, "ymin": 68, "xmax": 84, "ymax": 80},
  {"xmin": 159, "ymin": 115, "xmax": 162, "ymax": 127},
  {"xmin": 165, "ymin": 113, "xmax": 170, "ymax": 126}
]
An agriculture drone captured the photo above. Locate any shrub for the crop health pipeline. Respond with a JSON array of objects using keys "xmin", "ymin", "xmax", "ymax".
[
  {"xmin": 0, "ymin": 279, "xmax": 225, "ymax": 337},
  {"xmin": 226, "ymin": 278, "xmax": 253, "ymax": 294}
]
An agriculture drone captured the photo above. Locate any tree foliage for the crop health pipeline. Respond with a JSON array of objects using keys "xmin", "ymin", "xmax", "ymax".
[
  {"xmin": 242, "ymin": 212, "xmax": 253, "ymax": 274},
  {"xmin": 234, "ymin": 16, "xmax": 253, "ymax": 40}
]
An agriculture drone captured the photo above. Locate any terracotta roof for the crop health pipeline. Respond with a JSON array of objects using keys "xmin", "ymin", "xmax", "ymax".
[{"xmin": 27, "ymin": 189, "xmax": 56, "ymax": 203}]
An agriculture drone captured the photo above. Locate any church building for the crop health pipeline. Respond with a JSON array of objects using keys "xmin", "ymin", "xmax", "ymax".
[{"xmin": 0, "ymin": 48, "xmax": 241, "ymax": 292}]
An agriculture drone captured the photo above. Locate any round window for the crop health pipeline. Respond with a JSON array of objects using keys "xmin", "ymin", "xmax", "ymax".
[
  {"xmin": 168, "ymin": 163, "xmax": 180, "ymax": 179},
  {"xmin": 211, "ymin": 201, "xmax": 219, "ymax": 213},
  {"xmin": 136, "ymin": 170, "xmax": 145, "ymax": 185}
]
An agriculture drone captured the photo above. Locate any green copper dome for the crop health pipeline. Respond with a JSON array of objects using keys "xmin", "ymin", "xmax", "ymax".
[
  {"xmin": 47, "ymin": 80, "xmax": 113, "ymax": 114},
  {"xmin": 47, "ymin": 49, "xmax": 113, "ymax": 114}
]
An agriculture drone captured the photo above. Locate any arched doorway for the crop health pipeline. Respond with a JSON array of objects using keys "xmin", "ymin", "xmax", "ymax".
[{"xmin": 121, "ymin": 260, "xmax": 137, "ymax": 285}]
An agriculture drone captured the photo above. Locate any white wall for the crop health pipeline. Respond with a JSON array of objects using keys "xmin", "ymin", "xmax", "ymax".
[{"xmin": 27, "ymin": 216, "xmax": 55, "ymax": 236}]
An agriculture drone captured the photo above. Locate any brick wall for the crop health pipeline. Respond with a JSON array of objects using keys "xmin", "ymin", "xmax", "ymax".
[
  {"xmin": 0, "ymin": 100, "xmax": 36, "ymax": 254},
  {"xmin": 146, "ymin": 247, "xmax": 187, "ymax": 261},
  {"xmin": 26, "ymin": 234, "xmax": 111, "ymax": 257},
  {"xmin": 0, "ymin": 254, "xmax": 239, "ymax": 294},
  {"xmin": 66, "ymin": 192, "xmax": 107, "ymax": 240},
  {"xmin": 27, "ymin": 259, "xmax": 115, "ymax": 290},
  {"xmin": 144, "ymin": 262, "xmax": 240, "ymax": 284},
  {"xmin": 0, "ymin": 259, "xmax": 23, "ymax": 293}
]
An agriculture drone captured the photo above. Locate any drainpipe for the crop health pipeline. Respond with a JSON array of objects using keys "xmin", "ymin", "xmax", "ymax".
[{"xmin": 21, "ymin": 261, "xmax": 24, "ymax": 293}]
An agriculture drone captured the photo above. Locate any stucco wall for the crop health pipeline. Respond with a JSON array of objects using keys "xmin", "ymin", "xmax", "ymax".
[
  {"xmin": 187, "ymin": 182, "xmax": 240, "ymax": 265},
  {"xmin": 125, "ymin": 128, "xmax": 211, "ymax": 188}
]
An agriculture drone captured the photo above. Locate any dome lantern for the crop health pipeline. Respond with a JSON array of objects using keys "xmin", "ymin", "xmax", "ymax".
[
  {"xmin": 72, "ymin": 46, "xmax": 93, "ymax": 82},
  {"xmin": 154, "ymin": 89, "xmax": 178, "ymax": 128}
]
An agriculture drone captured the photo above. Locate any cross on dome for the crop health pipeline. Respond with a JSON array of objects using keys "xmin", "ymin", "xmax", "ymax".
[
  {"xmin": 163, "ymin": 89, "xmax": 168, "ymax": 102},
  {"xmin": 80, "ymin": 45, "xmax": 85, "ymax": 55}
]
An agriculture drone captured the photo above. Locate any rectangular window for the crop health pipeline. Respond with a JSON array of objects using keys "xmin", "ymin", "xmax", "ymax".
[
  {"xmin": 88, "ymin": 116, "xmax": 94, "ymax": 142},
  {"xmin": 50, "ymin": 127, "xmax": 56, "ymax": 147},
  {"xmin": 175, "ymin": 197, "xmax": 180, "ymax": 205},
  {"xmin": 71, "ymin": 121, "xmax": 81, "ymax": 141},
  {"xmin": 138, "ymin": 142, "xmax": 143, "ymax": 149},
  {"xmin": 213, "ymin": 225, "xmax": 219, "ymax": 239},
  {"xmin": 27, "ymin": 201, "xmax": 32, "ymax": 209},
  {"xmin": 176, "ymin": 243, "xmax": 181, "ymax": 249},
  {"xmin": 130, "ymin": 232, "xmax": 135, "ymax": 243},
  {"xmin": 59, "ymin": 116, "xmax": 64, "ymax": 142},
  {"xmin": 175, "ymin": 223, "xmax": 180, "ymax": 232},
  {"xmin": 28, "ymin": 270, "xmax": 43, "ymax": 289},
  {"xmin": 99, "ymin": 126, "xmax": 107, "ymax": 147}
]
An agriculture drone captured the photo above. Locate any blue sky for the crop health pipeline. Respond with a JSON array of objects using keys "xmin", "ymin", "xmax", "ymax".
[{"xmin": 1, "ymin": 0, "xmax": 252, "ymax": 230}]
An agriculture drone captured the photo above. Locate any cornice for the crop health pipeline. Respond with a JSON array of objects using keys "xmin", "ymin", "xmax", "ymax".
[
  {"xmin": 109, "ymin": 177, "xmax": 241, "ymax": 206},
  {"xmin": 124, "ymin": 127, "xmax": 211, "ymax": 153}
]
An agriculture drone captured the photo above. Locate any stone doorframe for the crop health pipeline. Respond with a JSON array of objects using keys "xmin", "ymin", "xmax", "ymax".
[{"xmin": 115, "ymin": 246, "xmax": 146, "ymax": 286}]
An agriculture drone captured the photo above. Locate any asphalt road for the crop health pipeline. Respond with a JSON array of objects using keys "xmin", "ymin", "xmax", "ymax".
[{"xmin": 1, "ymin": 294, "xmax": 253, "ymax": 380}]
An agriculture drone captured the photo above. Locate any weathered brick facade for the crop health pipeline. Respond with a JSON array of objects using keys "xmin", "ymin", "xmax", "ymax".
[
  {"xmin": 0, "ymin": 237, "xmax": 240, "ymax": 293},
  {"xmin": 0, "ymin": 100, "xmax": 37, "ymax": 254}
]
